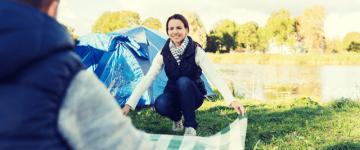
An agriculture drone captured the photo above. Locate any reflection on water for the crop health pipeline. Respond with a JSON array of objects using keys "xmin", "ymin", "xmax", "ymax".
[{"xmin": 214, "ymin": 64, "xmax": 360, "ymax": 101}]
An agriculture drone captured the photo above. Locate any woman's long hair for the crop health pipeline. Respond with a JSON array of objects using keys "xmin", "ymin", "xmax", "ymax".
[{"xmin": 165, "ymin": 14, "xmax": 190, "ymax": 35}]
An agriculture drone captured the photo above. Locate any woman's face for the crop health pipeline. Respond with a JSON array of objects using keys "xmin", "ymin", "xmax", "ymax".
[{"xmin": 167, "ymin": 19, "xmax": 188, "ymax": 46}]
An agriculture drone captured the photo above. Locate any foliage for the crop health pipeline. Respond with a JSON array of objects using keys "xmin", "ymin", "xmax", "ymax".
[
  {"xmin": 325, "ymin": 37, "xmax": 344, "ymax": 53},
  {"xmin": 343, "ymin": 32, "xmax": 360, "ymax": 52},
  {"xmin": 92, "ymin": 10, "xmax": 140, "ymax": 33},
  {"xmin": 87, "ymin": 7, "xmax": 360, "ymax": 55},
  {"xmin": 205, "ymin": 33, "xmax": 221, "ymax": 53},
  {"xmin": 290, "ymin": 97, "xmax": 319, "ymax": 107},
  {"xmin": 142, "ymin": 17, "xmax": 162, "ymax": 30},
  {"xmin": 211, "ymin": 19, "xmax": 238, "ymax": 52},
  {"xmin": 329, "ymin": 97, "xmax": 360, "ymax": 110},
  {"xmin": 348, "ymin": 42, "xmax": 360, "ymax": 53},
  {"xmin": 265, "ymin": 9, "xmax": 296, "ymax": 48},
  {"xmin": 182, "ymin": 12, "xmax": 208, "ymax": 48},
  {"xmin": 296, "ymin": 6, "xmax": 326, "ymax": 54},
  {"xmin": 255, "ymin": 28, "xmax": 270, "ymax": 53},
  {"xmin": 236, "ymin": 22, "xmax": 260, "ymax": 52}
]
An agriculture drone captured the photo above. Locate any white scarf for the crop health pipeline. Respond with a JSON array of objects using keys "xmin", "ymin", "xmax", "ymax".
[{"xmin": 169, "ymin": 37, "xmax": 189, "ymax": 65}]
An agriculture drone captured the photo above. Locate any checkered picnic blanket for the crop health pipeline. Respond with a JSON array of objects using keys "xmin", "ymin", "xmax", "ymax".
[{"xmin": 148, "ymin": 116, "xmax": 248, "ymax": 150}]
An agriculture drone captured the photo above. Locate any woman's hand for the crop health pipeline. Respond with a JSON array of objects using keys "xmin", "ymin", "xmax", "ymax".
[
  {"xmin": 230, "ymin": 101, "xmax": 246, "ymax": 116},
  {"xmin": 122, "ymin": 104, "xmax": 132, "ymax": 116}
]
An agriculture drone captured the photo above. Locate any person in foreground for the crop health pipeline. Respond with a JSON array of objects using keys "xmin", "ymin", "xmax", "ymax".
[
  {"xmin": 0, "ymin": 0, "xmax": 154, "ymax": 149},
  {"xmin": 123, "ymin": 14, "xmax": 246, "ymax": 136}
]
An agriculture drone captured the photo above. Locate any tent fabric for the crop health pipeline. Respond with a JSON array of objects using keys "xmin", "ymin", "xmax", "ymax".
[
  {"xmin": 75, "ymin": 26, "xmax": 214, "ymax": 107},
  {"xmin": 149, "ymin": 116, "xmax": 247, "ymax": 150}
]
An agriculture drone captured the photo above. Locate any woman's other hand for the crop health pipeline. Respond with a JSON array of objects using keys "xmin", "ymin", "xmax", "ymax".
[
  {"xmin": 230, "ymin": 101, "xmax": 246, "ymax": 116},
  {"xmin": 122, "ymin": 104, "xmax": 132, "ymax": 116}
]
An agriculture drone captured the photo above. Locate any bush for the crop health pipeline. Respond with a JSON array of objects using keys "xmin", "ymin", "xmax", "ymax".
[
  {"xmin": 330, "ymin": 97, "xmax": 360, "ymax": 110},
  {"xmin": 291, "ymin": 97, "xmax": 319, "ymax": 107}
]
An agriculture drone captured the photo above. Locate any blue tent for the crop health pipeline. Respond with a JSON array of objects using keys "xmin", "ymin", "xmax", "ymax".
[{"xmin": 75, "ymin": 26, "xmax": 214, "ymax": 108}]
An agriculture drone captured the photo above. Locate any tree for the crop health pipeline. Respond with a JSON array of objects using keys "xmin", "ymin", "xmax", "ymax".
[
  {"xmin": 142, "ymin": 17, "xmax": 162, "ymax": 30},
  {"xmin": 296, "ymin": 6, "xmax": 326, "ymax": 54},
  {"xmin": 211, "ymin": 19, "xmax": 238, "ymax": 52},
  {"xmin": 92, "ymin": 10, "xmax": 140, "ymax": 33},
  {"xmin": 265, "ymin": 9, "xmax": 296, "ymax": 49},
  {"xmin": 236, "ymin": 21, "xmax": 260, "ymax": 52},
  {"xmin": 256, "ymin": 27, "xmax": 271, "ymax": 53},
  {"xmin": 205, "ymin": 32, "xmax": 221, "ymax": 53},
  {"xmin": 348, "ymin": 42, "xmax": 360, "ymax": 52},
  {"xmin": 343, "ymin": 32, "xmax": 360, "ymax": 52},
  {"xmin": 325, "ymin": 38, "xmax": 344, "ymax": 53},
  {"xmin": 182, "ymin": 12, "xmax": 207, "ymax": 48}
]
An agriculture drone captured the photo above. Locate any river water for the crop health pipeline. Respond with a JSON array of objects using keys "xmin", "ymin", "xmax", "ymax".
[{"xmin": 214, "ymin": 64, "xmax": 360, "ymax": 101}]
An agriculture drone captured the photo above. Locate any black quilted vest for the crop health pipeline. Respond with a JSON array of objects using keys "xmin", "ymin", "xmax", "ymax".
[{"xmin": 160, "ymin": 37, "xmax": 206, "ymax": 95}]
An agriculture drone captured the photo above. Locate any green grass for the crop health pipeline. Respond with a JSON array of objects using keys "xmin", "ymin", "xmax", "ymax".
[{"xmin": 129, "ymin": 97, "xmax": 360, "ymax": 149}]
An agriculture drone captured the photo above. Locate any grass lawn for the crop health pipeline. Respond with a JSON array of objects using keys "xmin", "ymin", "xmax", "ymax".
[{"xmin": 129, "ymin": 98, "xmax": 360, "ymax": 149}]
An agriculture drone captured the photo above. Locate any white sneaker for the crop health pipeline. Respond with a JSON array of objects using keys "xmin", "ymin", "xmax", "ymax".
[
  {"xmin": 172, "ymin": 119, "xmax": 184, "ymax": 131},
  {"xmin": 184, "ymin": 127, "xmax": 197, "ymax": 136}
]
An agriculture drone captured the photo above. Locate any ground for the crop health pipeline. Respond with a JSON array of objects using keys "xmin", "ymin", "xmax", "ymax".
[{"xmin": 129, "ymin": 97, "xmax": 360, "ymax": 150}]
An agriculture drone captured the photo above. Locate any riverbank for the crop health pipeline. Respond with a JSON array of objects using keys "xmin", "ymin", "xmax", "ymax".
[{"xmin": 208, "ymin": 53, "xmax": 360, "ymax": 65}]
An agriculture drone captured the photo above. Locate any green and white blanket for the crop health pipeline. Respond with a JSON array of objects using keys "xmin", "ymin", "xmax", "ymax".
[{"xmin": 149, "ymin": 116, "xmax": 247, "ymax": 150}]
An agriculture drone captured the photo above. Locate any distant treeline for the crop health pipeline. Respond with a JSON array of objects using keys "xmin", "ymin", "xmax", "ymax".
[{"xmin": 66, "ymin": 6, "xmax": 360, "ymax": 54}]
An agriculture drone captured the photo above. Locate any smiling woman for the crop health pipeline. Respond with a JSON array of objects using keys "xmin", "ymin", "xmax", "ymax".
[
  {"xmin": 166, "ymin": 15, "xmax": 189, "ymax": 46},
  {"xmin": 122, "ymin": 13, "xmax": 246, "ymax": 136}
]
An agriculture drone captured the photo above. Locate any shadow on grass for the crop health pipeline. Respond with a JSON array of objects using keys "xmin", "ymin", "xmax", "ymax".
[
  {"xmin": 245, "ymin": 105, "xmax": 327, "ymax": 149},
  {"xmin": 325, "ymin": 141, "xmax": 360, "ymax": 150},
  {"xmin": 197, "ymin": 98, "xmax": 335, "ymax": 150},
  {"xmin": 196, "ymin": 106, "xmax": 238, "ymax": 136}
]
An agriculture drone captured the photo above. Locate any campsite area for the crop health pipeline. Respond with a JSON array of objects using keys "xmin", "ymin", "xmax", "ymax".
[
  {"xmin": 75, "ymin": 25, "xmax": 360, "ymax": 150},
  {"xmin": 65, "ymin": 1, "xmax": 360, "ymax": 149},
  {"xmin": 129, "ymin": 97, "xmax": 360, "ymax": 149}
]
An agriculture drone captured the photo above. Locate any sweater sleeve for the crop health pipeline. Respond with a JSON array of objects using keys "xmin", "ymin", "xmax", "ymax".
[
  {"xmin": 125, "ymin": 52, "xmax": 164, "ymax": 110},
  {"xmin": 58, "ymin": 70, "xmax": 155, "ymax": 150},
  {"xmin": 195, "ymin": 47, "xmax": 235, "ymax": 105}
]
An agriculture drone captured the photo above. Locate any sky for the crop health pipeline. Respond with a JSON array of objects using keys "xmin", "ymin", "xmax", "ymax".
[{"xmin": 58, "ymin": 0, "xmax": 360, "ymax": 39}]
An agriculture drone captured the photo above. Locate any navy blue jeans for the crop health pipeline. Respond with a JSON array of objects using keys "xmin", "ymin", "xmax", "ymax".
[{"xmin": 154, "ymin": 77, "xmax": 204, "ymax": 129}]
